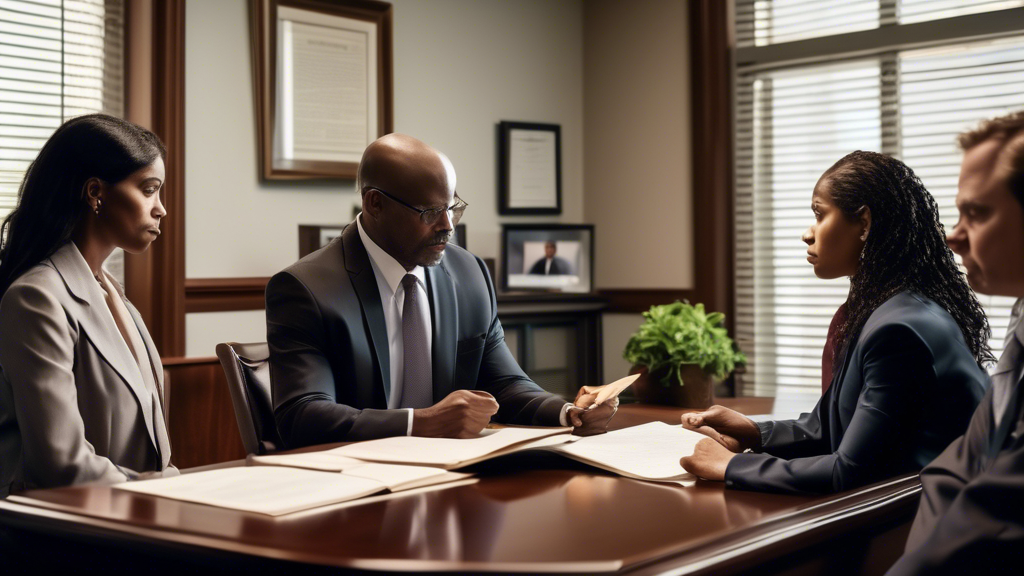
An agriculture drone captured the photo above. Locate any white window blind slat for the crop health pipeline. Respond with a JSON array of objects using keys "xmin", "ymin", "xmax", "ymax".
[
  {"xmin": 0, "ymin": 0, "xmax": 124, "ymax": 281},
  {"xmin": 736, "ymin": 1, "xmax": 1024, "ymax": 403}
]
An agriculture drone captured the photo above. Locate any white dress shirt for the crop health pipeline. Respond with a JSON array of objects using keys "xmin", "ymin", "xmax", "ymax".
[
  {"xmin": 356, "ymin": 214, "xmax": 573, "ymax": 430},
  {"xmin": 356, "ymin": 214, "xmax": 431, "ymax": 435}
]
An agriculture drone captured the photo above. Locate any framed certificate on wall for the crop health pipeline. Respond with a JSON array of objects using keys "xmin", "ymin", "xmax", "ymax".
[
  {"xmin": 252, "ymin": 0, "xmax": 393, "ymax": 180},
  {"xmin": 497, "ymin": 121, "xmax": 562, "ymax": 215}
]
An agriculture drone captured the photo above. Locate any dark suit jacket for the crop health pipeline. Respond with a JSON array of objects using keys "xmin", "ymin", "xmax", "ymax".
[
  {"xmin": 528, "ymin": 256, "xmax": 571, "ymax": 275},
  {"xmin": 886, "ymin": 322, "xmax": 1024, "ymax": 575},
  {"xmin": 725, "ymin": 292, "xmax": 989, "ymax": 495},
  {"xmin": 266, "ymin": 223, "xmax": 566, "ymax": 448}
]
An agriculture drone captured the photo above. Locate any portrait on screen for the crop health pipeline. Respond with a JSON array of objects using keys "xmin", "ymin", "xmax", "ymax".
[{"xmin": 502, "ymin": 225, "xmax": 593, "ymax": 293}]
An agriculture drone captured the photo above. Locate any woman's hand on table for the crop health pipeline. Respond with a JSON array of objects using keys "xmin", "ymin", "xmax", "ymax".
[
  {"xmin": 680, "ymin": 438, "xmax": 736, "ymax": 481},
  {"xmin": 681, "ymin": 405, "xmax": 761, "ymax": 453}
]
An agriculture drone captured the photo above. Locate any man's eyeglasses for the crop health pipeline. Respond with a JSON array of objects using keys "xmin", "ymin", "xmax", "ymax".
[{"xmin": 367, "ymin": 187, "xmax": 468, "ymax": 227}]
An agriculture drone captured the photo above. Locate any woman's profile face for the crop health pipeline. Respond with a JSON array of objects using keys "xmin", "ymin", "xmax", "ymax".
[
  {"xmin": 802, "ymin": 179, "xmax": 866, "ymax": 279},
  {"xmin": 97, "ymin": 157, "xmax": 166, "ymax": 254}
]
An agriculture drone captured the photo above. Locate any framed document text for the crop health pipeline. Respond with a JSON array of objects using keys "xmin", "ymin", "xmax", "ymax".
[
  {"xmin": 498, "ymin": 121, "xmax": 562, "ymax": 215},
  {"xmin": 252, "ymin": 0, "xmax": 393, "ymax": 180}
]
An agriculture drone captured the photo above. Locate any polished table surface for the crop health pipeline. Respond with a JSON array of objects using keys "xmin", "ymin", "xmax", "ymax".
[{"xmin": 0, "ymin": 400, "xmax": 921, "ymax": 574}]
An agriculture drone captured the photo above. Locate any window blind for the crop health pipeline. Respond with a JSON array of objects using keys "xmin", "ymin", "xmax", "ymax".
[
  {"xmin": 736, "ymin": 0, "xmax": 883, "ymax": 49},
  {"xmin": 899, "ymin": 0, "xmax": 1024, "ymax": 25},
  {"xmin": 0, "ymin": 0, "xmax": 124, "ymax": 277},
  {"xmin": 900, "ymin": 37, "xmax": 1024, "ymax": 351},
  {"xmin": 735, "ymin": 1, "xmax": 1024, "ymax": 402},
  {"xmin": 735, "ymin": 60, "xmax": 882, "ymax": 403}
]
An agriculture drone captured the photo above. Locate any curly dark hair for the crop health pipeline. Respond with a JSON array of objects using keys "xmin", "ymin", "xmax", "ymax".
[{"xmin": 821, "ymin": 151, "xmax": 994, "ymax": 370}]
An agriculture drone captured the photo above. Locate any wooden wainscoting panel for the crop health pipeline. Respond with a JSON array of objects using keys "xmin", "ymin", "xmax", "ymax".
[
  {"xmin": 184, "ymin": 277, "xmax": 271, "ymax": 313},
  {"xmin": 601, "ymin": 289, "xmax": 698, "ymax": 314},
  {"xmin": 163, "ymin": 356, "xmax": 246, "ymax": 468}
]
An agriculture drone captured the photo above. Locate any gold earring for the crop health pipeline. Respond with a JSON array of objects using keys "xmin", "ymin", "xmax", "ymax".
[{"xmin": 94, "ymin": 199, "xmax": 102, "ymax": 215}]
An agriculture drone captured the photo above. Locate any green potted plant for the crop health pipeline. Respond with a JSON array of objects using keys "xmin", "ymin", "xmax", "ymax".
[{"xmin": 623, "ymin": 301, "xmax": 746, "ymax": 408}]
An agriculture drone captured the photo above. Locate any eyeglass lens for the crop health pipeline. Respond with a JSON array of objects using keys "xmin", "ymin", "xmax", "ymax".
[{"xmin": 422, "ymin": 200, "xmax": 467, "ymax": 226}]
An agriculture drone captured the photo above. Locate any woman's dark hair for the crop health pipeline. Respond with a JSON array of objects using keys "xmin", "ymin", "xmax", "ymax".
[
  {"xmin": 0, "ymin": 114, "xmax": 165, "ymax": 295},
  {"xmin": 823, "ymin": 151, "xmax": 994, "ymax": 369}
]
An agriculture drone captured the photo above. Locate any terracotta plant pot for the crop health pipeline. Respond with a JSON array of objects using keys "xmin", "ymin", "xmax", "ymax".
[{"xmin": 629, "ymin": 364, "xmax": 714, "ymax": 409}]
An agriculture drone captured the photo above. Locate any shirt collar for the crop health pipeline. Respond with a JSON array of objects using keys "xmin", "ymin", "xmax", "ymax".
[{"xmin": 356, "ymin": 213, "xmax": 425, "ymax": 297}]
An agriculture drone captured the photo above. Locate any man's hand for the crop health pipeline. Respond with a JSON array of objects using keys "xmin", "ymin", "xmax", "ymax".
[
  {"xmin": 680, "ymin": 437, "xmax": 736, "ymax": 481},
  {"xmin": 567, "ymin": 397, "xmax": 619, "ymax": 436},
  {"xmin": 411, "ymin": 390, "xmax": 499, "ymax": 438},
  {"xmin": 680, "ymin": 404, "xmax": 761, "ymax": 453}
]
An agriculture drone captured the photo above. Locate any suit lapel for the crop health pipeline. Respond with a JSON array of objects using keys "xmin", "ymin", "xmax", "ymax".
[
  {"xmin": 426, "ymin": 262, "xmax": 457, "ymax": 402},
  {"xmin": 49, "ymin": 244, "xmax": 159, "ymax": 454},
  {"xmin": 123, "ymin": 293, "xmax": 171, "ymax": 467},
  {"xmin": 343, "ymin": 224, "xmax": 392, "ymax": 404}
]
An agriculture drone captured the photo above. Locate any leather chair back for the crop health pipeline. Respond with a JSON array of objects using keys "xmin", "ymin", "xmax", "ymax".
[{"xmin": 216, "ymin": 342, "xmax": 282, "ymax": 455}]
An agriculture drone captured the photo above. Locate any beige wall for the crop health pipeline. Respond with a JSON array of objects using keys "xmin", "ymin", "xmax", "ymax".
[
  {"xmin": 182, "ymin": 0, "xmax": 585, "ymax": 355},
  {"xmin": 583, "ymin": 0, "xmax": 693, "ymax": 291},
  {"xmin": 180, "ymin": 0, "xmax": 694, "ymax": 362},
  {"xmin": 584, "ymin": 0, "xmax": 692, "ymax": 380}
]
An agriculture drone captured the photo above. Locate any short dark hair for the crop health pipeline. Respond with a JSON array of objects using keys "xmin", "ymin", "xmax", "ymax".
[{"xmin": 958, "ymin": 110, "xmax": 1024, "ymax": 210}]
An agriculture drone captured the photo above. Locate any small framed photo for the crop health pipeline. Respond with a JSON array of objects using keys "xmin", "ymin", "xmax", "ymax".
[
  {"xmin": 299, "ymin": 224, "xmax": 345, "ymax": 258},
  {"xmin": 501, "ymin": 224, "xmax": 594, "ymax": 293},
  {"xmin": 497, "ymin": 121, "xmax": 561, "ymax": 215}
]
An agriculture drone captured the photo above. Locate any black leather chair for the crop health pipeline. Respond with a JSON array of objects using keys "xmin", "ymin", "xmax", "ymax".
[{"xmin": 215, "ymin": 342, "xmax": 283, "ymax": 455}]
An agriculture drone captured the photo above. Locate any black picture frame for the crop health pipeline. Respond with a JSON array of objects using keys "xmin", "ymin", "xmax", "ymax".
[
  {"xmin": 453, "ymin": 223, "xmax": 467, "ymax": 250},
  {"xmin": 501, "ymin": 224, "xmax": 594, "ymax": 293},
  {"xmin": 497, "ymin": 121, "xmax": 562, "ymax": 215},
  {"xmin": 298, "ymin": 224, "xmax": 345, "ymax": 258}
]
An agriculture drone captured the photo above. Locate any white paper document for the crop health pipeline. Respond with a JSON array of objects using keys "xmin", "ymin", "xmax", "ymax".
[
  {"xmin": 276, "ymin": 6, "xmax": 377, "ymax": 163},
  {"xmin": 114, "ymin": 466, "xmax": 386, "ymax": 516},
  {"xmin": 249, "ymin": 451, "xmax": 368, "ymax": 472},
  {"xmin": 332, "ymin": 422, "xmax": 702, "ymax": 483},
  {"xmin": 508, "ymin": 129, "xmax": 558, "ymax": 208},
  {"xmin": 249, "ymin": 453, "xmax": 471, "ymax": 491},
  {"xmin": 331, "ymin": 426, "xmax": 573, "ymax": 469},
  {"xmin": 546, "ymin": 422, "xmax": 703, "ymax": 482}
]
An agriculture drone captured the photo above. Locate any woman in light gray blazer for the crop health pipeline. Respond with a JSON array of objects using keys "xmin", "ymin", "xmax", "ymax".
[{"xmin": 0, "ymin": 115, "xmax": 175, "ymax": 496}]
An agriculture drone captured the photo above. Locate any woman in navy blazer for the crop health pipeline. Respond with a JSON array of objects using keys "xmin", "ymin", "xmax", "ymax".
[{"xmin": 680, "ymin": 151, "xmax": 991, "ymax": 494}]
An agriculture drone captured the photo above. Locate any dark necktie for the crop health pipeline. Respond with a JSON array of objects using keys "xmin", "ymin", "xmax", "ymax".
[
  {"xmin": 990, "ymin": 332, "xmax": 1024, "ymax": 458},
  {"xmin": 401, "ymin": 274, "xmax": 433, "ymax": 408}
]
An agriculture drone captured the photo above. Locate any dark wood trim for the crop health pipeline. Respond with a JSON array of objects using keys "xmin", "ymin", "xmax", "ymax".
[
  {"xmin": 162, "ymin": 356, "xmax": 247, "ymax": 468},
  {"xmin": 182, "ymin": 276, "xmax": 616, "ymax": 313},
  {"xmin": 184, "ymin": 278, "xmax": 271, "ymax": 313},
  {"xmin": 253, "ymin": 0, "xmax": 394, "ymax": 180},
  {"xmin": 124, "ymin": 0, "xmax": 187, "ymax": 357},
  {"xmin": 689, "ymin": 0, "xmax": 735, "ymax": 335},
  {"xmin": 123, "ymin": 0, "xmax": 155, "ymax": 325},
  {"xmin": 601, "ymin": 289, "xmax": 698, "ymax": 314}
]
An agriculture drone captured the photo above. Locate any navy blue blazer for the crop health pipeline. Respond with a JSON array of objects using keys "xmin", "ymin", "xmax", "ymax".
[{"xmin": 725, "ymin": 292, "xmax": 989, "ymax": 494}]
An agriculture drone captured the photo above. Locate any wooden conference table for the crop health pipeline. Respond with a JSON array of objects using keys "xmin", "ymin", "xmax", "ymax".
[{"xmin": 0, "ymin": 400, "xmax": 921, "ymax": 575}]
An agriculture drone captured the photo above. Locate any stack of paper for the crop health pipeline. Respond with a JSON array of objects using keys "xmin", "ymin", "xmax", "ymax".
[
  {"xmin": 544, "ymin": 422, "xmax": 701, "ymax": 482},
  {"xmin": 330, "ymin": 422, "xmax": 704, "ymax": 483},
  {"xmin": 114, "ymin": 463, "xmax": 471, "ymax": 516},
  {"xmin": 329, "ymin": 425, "xmax": 573, "ymax": 468}
]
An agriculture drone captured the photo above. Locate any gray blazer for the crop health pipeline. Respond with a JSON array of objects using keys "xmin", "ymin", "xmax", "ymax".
[{"xmin": 0, "ymin": 242, "xmax": 173, "ymax": 497}]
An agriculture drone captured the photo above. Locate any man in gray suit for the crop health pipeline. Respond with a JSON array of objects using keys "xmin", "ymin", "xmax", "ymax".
[
  {"xmin": 887, "ymin": 110, "xmax": 1024, "ymax": 574},
  {"xmin": 266, "ymin": 134, "xmax": 616, "ymax": 447}
]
